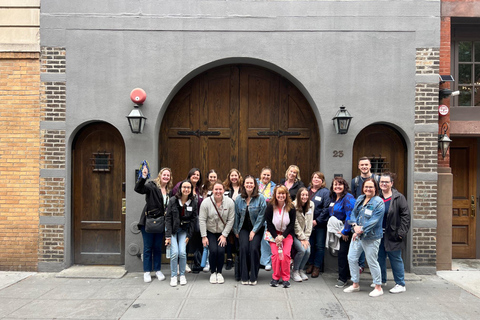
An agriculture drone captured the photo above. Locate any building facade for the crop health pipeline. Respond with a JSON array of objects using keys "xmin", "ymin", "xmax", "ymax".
[{"xmin": 0, "ymin": 0, "xmax": 442, "ymax": 273}]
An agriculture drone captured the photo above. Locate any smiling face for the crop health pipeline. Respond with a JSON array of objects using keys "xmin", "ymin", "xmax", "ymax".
[
  {"xmin": 276, "ymin": 191, "xmax": 287, "ymax": 203},
  {"xmin": 379, "ymin": 176, "xmax": 393, "ymax": 193},
  {"xmin": 244, "ymin": 177, "xmax": 255, "ymax": 194},
  {"xmin": 311, "ymin": 174, "xmax": 322, "ymax": 188},
  {"xmin": 333, "ymin": 180, "xmax": 344, "ymax": 195},
  {"xmin": 229, "ymin": 171, "xmax": 239, "ymax": 185},
  {"xmin": 181, "ymin": 181, "xmax": 192, "ymax": 197},
  {"xmin": 208, "ymin": 172, "xmax": 217, "ymax": 184},
  {"xmin": 300, "ymin": 190, "xmax": 309, "ymax": 205},
  {"xmin": 358, "ymin": 160, "xmax": 372, "ymax": 175},
  {"xmin": 260, "ymin": 169, "xmax": 271, "ymax": 184},
  {"xmin": 213, "ymin": 183, "xmax": 225, "ymax": 200},
  {"xmin": 287, "ymin": 169, "xmax": 298, "ymax": 181},
  {"xmin": 363, "ymin": 180, "xmax": 376, "ymax": 198},
  {"xmin": 190, "ymin": 171, "xmax": 200, "ymax": 184}
]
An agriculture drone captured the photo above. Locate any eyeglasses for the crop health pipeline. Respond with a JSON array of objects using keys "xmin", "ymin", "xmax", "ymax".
[{"xmin": 379, "ymin": 181, "xmax": 391, "ymax": 185}]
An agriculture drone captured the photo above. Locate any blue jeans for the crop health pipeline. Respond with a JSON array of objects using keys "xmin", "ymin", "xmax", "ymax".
[
  {"xmin": 141, "ymin": 226, "xmax": 163, "ymax": 272},
  {"xmin": 378, "ymin": 238, "xmax": 405, "ymax": 286},
  {"xmin": 292, "ymin": 237, "xmax": 311, "ymax": 270},
  {"xmin": 260, "ymin": 228, "xmax": 272, "ymax": 267},
  {"xmin": 170, "ymin": 228, "xmax": 187, "ymax": 277},
  {"xmin": 347, "ymin": 238, "xmax": 381, "ymax": 285},
  {"xmin": 308, "ymin": 226, "xmax": 326, "ymax": 269}
]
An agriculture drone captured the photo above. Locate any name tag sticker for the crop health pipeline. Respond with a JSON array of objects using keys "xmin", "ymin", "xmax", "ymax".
[
  {"xmin": 306, "ymin": 210, "xmax": 313, "ymax": 215},
  {"xmin": 187, "ymin": 206, "xmax": 193, "ymax": 212},
  {"xmin": 329, "ymin": 203, "xmax": 334, "ymax": 207},
  {"xmin": 365, "ymin": 209, "xmax": 372, "ymax": 217},
  {"xmin": 315, "ymin": 196, "xmax": 322, "ymax": 201}
]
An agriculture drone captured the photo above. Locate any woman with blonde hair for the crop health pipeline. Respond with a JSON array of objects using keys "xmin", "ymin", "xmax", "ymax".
[
  {"xmin": 265, "ymin": 185, "xmax": 296, "ymax": 288},
  {"xmin": 280, "ymin": 165, "xmax": 304, "ymax": 201}
]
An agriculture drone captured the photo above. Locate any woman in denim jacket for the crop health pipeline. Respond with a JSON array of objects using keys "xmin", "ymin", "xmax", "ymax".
[
  {"xmin": 344, "ymin": 178, "xmax": 385, "ymax": 297},
  {"xmin": 234, "ymin": 176, "xmax": 267, "ymax": 285},
  {"xmin": 257, "ymin": 166, "xmax": 276, "ymax": 271}
]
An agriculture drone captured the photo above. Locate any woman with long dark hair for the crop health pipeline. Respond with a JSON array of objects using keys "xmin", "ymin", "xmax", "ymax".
[
  {"xmin": 165, "ymin": 180, "xmax": 197, "ymax": 287},
  {"xmin": 291, "ymin": 187, "xmax": 313, "ymax": 282},
  {"xmin": 134, "ymin": 166, "xmax": 173, "ymax": 283},
  {"xmin": 234, "ymin": 175, "xmax": 267, "ymax": 285}
]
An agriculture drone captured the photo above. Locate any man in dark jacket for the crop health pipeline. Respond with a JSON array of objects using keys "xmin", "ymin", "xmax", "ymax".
[{"xmin": 378, "ymin": 172, "xmax": 410, "ymax": 294}]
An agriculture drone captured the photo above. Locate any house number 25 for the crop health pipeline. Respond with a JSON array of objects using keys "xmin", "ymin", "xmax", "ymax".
[{"xmin": 333, "ymin": 150, "xmax": 344, "ymax": 157}]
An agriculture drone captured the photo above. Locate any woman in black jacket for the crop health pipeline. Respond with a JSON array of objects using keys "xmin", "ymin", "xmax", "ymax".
[
  {"xmin": 280, "ymin": 165, "xmax": 305, "ymax": 201},
  {"xmin": 165, "ymin": 180, "xmax": 198, "ymax": 287},
  {"xmin": 134, "ymin": 166, "xmax": 173, "ymax": 283}
]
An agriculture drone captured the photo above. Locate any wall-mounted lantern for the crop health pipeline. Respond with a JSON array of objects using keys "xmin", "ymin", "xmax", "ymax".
[
  {"xmin": 438, "ymin": 122, "xmax": 452, "ymax": 159},
  {"xmin": 332, "ymin": 105, "xmax": 353, "ymax": 134},
  {"xmin": 127, "ymin": 88, "xmax": 147, "ymax": 134}
]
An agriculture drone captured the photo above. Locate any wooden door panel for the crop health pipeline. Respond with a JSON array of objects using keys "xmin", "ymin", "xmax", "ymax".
[
  {"xmin": 352, "ymin": 125, "xmax": 406, "ymax": 196},
  {"xmin": 451, "ymin": 138, "xmax": 477, "ymax": 258},
  {"xmin": 73, "ymin": 123, "xmax": 125, "ymax": 265}
]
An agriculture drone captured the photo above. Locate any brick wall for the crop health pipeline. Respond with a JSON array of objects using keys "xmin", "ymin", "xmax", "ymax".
[
  {"xmin": 38, "ymin": 47, "xmax": 67, "ymax": 267},
  {"xmin": 413, "ymin": 47, "xmax": 439, "ymax": 269},
  {"xmin": 0, "ymin": 52, "xmax": 40, "ymax": 271}
]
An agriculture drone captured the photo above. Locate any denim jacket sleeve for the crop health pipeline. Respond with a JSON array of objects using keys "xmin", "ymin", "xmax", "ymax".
[
  {"xmin": 252, "ymin": 194, "xmax": 267, "ymax": 234},
  {"xmin": 361, "ymin": 196, "xmax": 385, "ymax": 235}
]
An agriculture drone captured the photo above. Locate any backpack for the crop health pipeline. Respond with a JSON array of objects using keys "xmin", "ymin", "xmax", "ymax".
[{"xmin": 191, "ymin": 249, "xmax": 203, "ymax": 273}]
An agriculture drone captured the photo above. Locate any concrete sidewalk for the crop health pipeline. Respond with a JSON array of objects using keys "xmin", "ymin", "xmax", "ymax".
[{"xmin": 1, "ymin": 266, "xmax": 480, "ymax": 320}]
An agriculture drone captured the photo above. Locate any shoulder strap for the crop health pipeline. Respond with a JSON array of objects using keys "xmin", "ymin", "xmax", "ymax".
[{"xmin": 210, "ymin": 196, "xmax": 226, "ymax": 225}]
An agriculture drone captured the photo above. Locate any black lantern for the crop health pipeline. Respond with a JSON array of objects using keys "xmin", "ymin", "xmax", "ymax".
[
  {"xmin": 126, "ymin": 104, "xmax": 147, "ymax": 134},
  {"xmin": 332, "ymin": 105, "xmax": 353, "ymax": 134},
  {"xmin": 438, "ymin": 122, "xmax": 452, "ymax": 159}
]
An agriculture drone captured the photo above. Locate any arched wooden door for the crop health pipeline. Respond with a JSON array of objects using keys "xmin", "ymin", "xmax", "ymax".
[
  {"xmin": 160, "ymin": 65, "xmax": 320, "ymax": 184},
  {"xmin": 73, "ymin": 122, "xmax": 126, "ymax": 264},
  {"xmin": 352, "ymin": 125, "xmax": 407, "ymax": 195}
]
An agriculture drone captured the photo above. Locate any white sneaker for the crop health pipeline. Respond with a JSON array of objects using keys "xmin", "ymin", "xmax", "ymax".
[
  {"xmin": 170, "ymin": 276, "xmax": 177, "ymax": 287},
  {"xmin": 210, "ymin": 272, "xmax": 217, "ymax": 284},
  {"xmin": 369, "ymin": 288, "xmax": 384, "ymax": 297},
  {"xmin": 203, "ymin": 262, "xmax": 210, "ymax": 272},
  {"xmin": 180, "ymin": 275, "xmax": 187, "ymax": 285},
  {"xmin": 265, "ymin": 265, "xmax": 272, "ymax": 271},
  {"xmin": 144, "ymin": 272, "xmax": 152, "ymax": 283},
  {"xmin": 389, "ymin": 284, "xmax": 406, "ymax": 294},
  {"xmin": 299, "ymin": 270, "xmax": 308, "ymax": 281},
  {"xmin": 291, "ymin": 270, "xmax": 302, "ymax": 282},
  {"xmin": 155, "ymin": 271, "xmax": 165, "ymax": 281},
  {"xmin": 216, "ymin": 273, "xmax": 225, "ymax": 284},
  {"xmin": 370, "ymin": 282, "xmax": 387, "ymax": 288},
  {"xmin": 343, "ymin": 285, "xmax": 360, "ymax": 293},
  {"xmin": 185, "ymin": 265, "xmax": 192, "ymax": 273}
]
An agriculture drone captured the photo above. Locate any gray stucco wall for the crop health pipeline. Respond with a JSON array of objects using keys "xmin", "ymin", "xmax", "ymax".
[{"xmin": 40, "ymin": 0, "xmax": 440, "ymax": 271}]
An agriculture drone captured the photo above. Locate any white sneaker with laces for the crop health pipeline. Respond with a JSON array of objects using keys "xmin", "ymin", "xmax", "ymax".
[
  {"xmin": 291, "ymin": 270, "xmax": 302, "ymax": 282},
  {"xmin": 370, "ymin": 282, "xmax": 387, "ymax": 288},
  {"xmin": 389, "ymin": 284, "xmax": 406, "ymax": 294},
  {"xmin": 185, "ymin": 265, "xmax": 192, "ymax": 273},
  {"xmin": 170, "ymin": 276, "xmax": 177, "ymax": 287},
  {"xmin": 203, "ymin": 262, "xmax": 210, "ymax": 272},
  {"xmin": 343, "ymin": 285, "xmax": 360, "ymax": 293},
  {"xmin": 155, "ymin": 271, "xmax": 165, "ymax": 281},
  {"xmin": 299, "ymin": 270, "xmax": 308, "ymax": 281},
  {"xmin": 180, "ymin": 275, "xmax": 187, "ymax": 285},
  {"xmin": 216, "ymin": 273, "xmax": 225, "ymax": 284},
  {"xmin": 144, "ymin": 272, "xmax": 152, "ymax": 283},
  {"xmin": 265, "ymin": 264, "xmax": 272, "ymax": 271},
  {"xmin": 210, "ymin": 272, "xmax": 217, "ymax": 284},
  {"xmin": 369, "ymin": 288, "xmax": 384, "ymax": 297}
]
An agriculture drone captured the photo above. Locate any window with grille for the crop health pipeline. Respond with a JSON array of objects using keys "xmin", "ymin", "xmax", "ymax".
[
  {"xmin": 457, "ymin": 41, "xmax": 480, "ymax": 107},
  {"xmin": 91, "ymin": 152, "xmax": 113, "ymax": 172},
  {"xmin": 368, "ymin": 155, "xmax": 389, "ymax": 175}
]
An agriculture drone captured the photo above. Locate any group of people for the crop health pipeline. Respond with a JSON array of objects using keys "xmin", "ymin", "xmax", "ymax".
[{"xmin": 134, "ymin": 158, "xmax": 410, "ymax": 297}]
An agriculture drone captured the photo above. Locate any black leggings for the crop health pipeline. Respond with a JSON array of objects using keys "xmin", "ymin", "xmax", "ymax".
[
  {"xmin": 238, "ymin": 228, "xmax": 263, "ymax": 282},
  {"xmin": 207, "ymin": 231, "xmax": 226, "ymax": 273}
]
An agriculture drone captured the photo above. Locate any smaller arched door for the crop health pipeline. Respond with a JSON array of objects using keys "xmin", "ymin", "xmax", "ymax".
[
  {"xmin": 352, "ymin": 124, "xmax": 407, "ymax": 195},
  {"xmin": 72, "ymin": 122, "xmax": 126, "ymax": 264}
]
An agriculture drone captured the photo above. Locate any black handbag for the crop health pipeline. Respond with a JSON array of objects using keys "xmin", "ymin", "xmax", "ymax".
[{"xmin": 145, "ymin": 208, "xmax": 165, "ymax": 233}]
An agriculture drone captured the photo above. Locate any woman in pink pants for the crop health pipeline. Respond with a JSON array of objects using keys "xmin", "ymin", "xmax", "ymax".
[{"xmin": 265, "ymin": 185, "xmax": 296, "ymax": 288}]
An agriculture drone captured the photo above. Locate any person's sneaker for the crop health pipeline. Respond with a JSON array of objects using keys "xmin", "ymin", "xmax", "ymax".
[
  {"xmin": 203, "ymin": 262, "xmax": 210, "ymax": 272},
  {"xmin": 216, "ymin": 273, "xmax": 225, "ymax": 284},
  {"xmin": 155, "ymin": 271, "xmax": 165, "ymax": 281},
  {"xmin": 185, "ymin": 265, "xmax": 192, "ymax": 273},
  {"xmin": 389, "ymin": 284, "xmax": 406, "ymax": 294},
  {"xmin": 179, "ymin": 275, "xmax": 187, "ymax": 285},
  {"xmin": 210, "ymin": 272, "xmax": 217, "ymax": 284},
  {"xmin": 225, "ymin": 259, "xmax": 233, "ymax": 270},
  {"xmin": 299, "ymin": 270, "xmax": 308, "ymax": 281},
  {"xmin": 144, "ymin": 272, "xmax": 152, "ymax": 283},
  {"xmin": 343, "ymin": 285, "xmax": 360, "ymax": 293},
  {"xmin": 283, "ymin": 280, "xmax": 291, "ymax": 288},
  {"xmin": 170, "ymin": 276, "xmax": 177, "ymax": 287},
  {"xmin": 249, "ymin": 281, "xmax": 257, "ymax": 286},
  {"xmin": 270, "ymin": 279, "xmax": 279, "ymax": 287},
  {"xmin": 241, "ymin": 281, "xmax": 249, "ymax": 285},
  {"xmin": 265, "ymin": 264, "xmax": 272, "ymax": 271},
  {"xmin": 369, "ymin": 288, "xmax": 384, "ymax": 297},
  {"xmin": 291, "ymin": 270, "xmax": 302, "ymax": 282},
  {"xmin": 335, "ymin": 280, "xmax": 347, "ymax": 288},
  {"xmin": 370, "ymin": 282, "xmax": 387, "ymax": 288}
]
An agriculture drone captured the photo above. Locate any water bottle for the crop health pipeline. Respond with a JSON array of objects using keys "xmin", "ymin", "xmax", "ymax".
[
  {"xmin": 166, "ymin": 245, "xmax": 171, "ymax": 259},
  {"xmin": 278, "ymin": 245, "xmax": 284, "ymax": 261}
]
